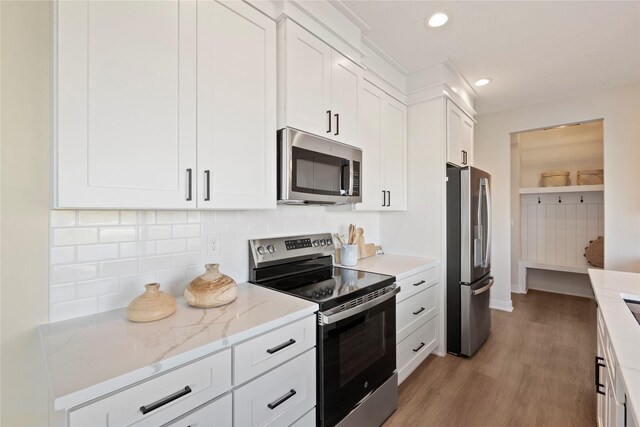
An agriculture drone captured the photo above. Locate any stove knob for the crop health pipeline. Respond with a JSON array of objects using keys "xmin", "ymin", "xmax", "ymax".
[
  {"xmin": 267, "ymin": 244, "xmax": 276, "ymax": 254},
  {"xmin": 320, "ymin": 239, "xmax": 326, "ymax": 246},
  {"xmin": 257, "ymin": 245, "xmax": 266, "ymax": 255},
  {"xmin": 313, "ymin": 240, "xmax": 320, "ymax": 247}
]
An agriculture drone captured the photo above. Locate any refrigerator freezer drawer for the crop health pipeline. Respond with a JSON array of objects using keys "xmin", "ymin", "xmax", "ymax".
[{"xmin": 460, "ymin": 276, "xmax": 493, "ymax": 356}]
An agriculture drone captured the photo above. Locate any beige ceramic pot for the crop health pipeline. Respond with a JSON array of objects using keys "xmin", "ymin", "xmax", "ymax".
[
  {"xmin": 127, "ymin": 283, "xmax": 176, "ymax": 322},
  {"xmin": 184, "ymin": 264, "xmax": 237, "ymax": 308}
]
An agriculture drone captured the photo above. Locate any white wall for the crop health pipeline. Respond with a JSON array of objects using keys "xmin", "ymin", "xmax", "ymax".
[
  {"xmin": 475, "ymin": 82, "xmax": 640, "ymax": 303},
  {"xmin": 1, "ymin": 1, "xmax": 51, "ymax": 425}
]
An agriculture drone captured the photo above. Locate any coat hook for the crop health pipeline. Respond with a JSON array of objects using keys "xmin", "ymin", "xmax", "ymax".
[
  {"xmin": 537, "ymin": 197, "xmax": 541, "ymax": 204},
  {"xmin": 558, "ymin": 196, "xmax": 562, "ymax": 203},
  {"xmin": 580, "ymin": 196, "xmax": 584, "ymax": 203}
]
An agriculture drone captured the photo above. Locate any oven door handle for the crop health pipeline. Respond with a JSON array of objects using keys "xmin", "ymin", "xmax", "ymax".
[{"xmin": 319, "ymin": 285, "xmax": 399, "ymax": 325}]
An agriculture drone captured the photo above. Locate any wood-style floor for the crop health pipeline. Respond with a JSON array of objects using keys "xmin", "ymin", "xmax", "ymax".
[{"xmin": 385, "ymin": 290, "xmax": 597, "ymax": 427}]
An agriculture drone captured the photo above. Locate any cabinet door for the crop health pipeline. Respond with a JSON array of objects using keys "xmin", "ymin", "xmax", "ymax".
[
  {"xmin": 197, "ymin": 0, "xmax": 276, "ymax": 209},
  {"xmin": 461, "ymin": 113, "xmax": 474, "ymax": 166},
  {"xmin": 354, "ymin": 82, "xmax": 383, "ymax": 211},
  {"xmin": 284, "ymin": 20, "xmax": 332, "ymax": 138},
  {"xmin": 56, "ymin": 1, "xmax": 197, "ymax": 209},
  {"xmin": 597, "ymin": 329, "xmax": 608, "ymax": 427},
  {"xmin": 446, "ymin": 100, "xmax": 463, "ymax": 166},
  {"xmin": 330, "ymin": 50, "xmax": 362, "ymax": 147},
  {"xmin": 381, "ymin": 95, "xmax": 408, "ymax": 211}
]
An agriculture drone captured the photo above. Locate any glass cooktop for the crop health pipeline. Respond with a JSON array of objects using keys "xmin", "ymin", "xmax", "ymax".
[{"xmin": 255, "ymin": 266, "xmax": 395, "ymax": 311}]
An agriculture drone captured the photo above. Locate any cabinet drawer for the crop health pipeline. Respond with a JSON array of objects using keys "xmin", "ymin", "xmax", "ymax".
[
  {"xmin": 69, "ymin": 349, "xmax": 231, "ymax": 427},
  {"xmin": 163, "ymin": 393, "xmax": 232, "ymax": 427},
  {"xmin": 397, "ymin": 316, "xmax": 438, "ymax": 376},
  {"xmin": 396, "ymin": 266, "xmax": 438, "ymax": 303},
  {"xmin": 234, "ymin": 348, "xmax": 316, "ymax": 427},
  {"xmin": 396, "ymin": 285, "xmax": 437, "ymax": 342},
  {"xmin": 291, "ymin": 408, "xmax": 316, "ymax": 427},
  {"xmin": 234, "ymin": 315, "xmax": 316, "ymax": 385}
]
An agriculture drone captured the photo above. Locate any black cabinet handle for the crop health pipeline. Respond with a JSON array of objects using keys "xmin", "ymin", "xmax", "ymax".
[
  {"xmin": 267, "ymin": 389, "xmax": 297, "ymax": 410},
  {"xmin": 334, "ymin": 113, "xmax": 339, "ymax": 136},
  {"xmin": 266, "ymin": 339, "xmax": 296, "ymax": 354},
  {"xmin": 462, "ymin": 150, "xmax": 468, "ymax": 165},
  {"xmin": 413, "ymin": 280, "xmax": 426, "ymax": 287},
  {"xmin": 140, "ymin": 386, "xmax": 191, "ymax": 415},
  {"xmin": 327, "ymin": 110, "xmax": 332, "ymax": 133},
  {"xmin": 413, "ymin": 342, "xmax": 425, "ymax": 352},
  {"xmin": 186, "ymin": 169, "xmax": 193, "ymax": 201},
  {"xmin": 387, "ymin": 191, "xmax": 391, "ymax": 206},
  {"xmin": 595, "ymin": 356, "xmax": 605, "ymax": 395},
  {"xmin": 382, "ymin": 190, "xmax": 386, "ymax": 207},
  {"xmin": 204, "ymin": 170, "xmax": 210, "ymax": 201},
  {"xmin": 413, "ymin": 307, "xmax": 426, "ymax": 315}
]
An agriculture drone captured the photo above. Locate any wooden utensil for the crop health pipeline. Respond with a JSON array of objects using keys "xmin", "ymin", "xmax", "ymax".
[
  {"xmin": 357, "ymin": 236, "xmax": 366, "ymax": 259},
  {"xmin": 348, "ymin": 224, "xmax": 355, "ymax": 244}
]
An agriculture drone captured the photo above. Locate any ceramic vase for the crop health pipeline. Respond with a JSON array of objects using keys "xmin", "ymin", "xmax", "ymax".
[
  {"xmin": 127, "ymin": 283, "xmax": 176, "ymax": 322},
  {"xmin": 184, "ymin": 264, "xmax": 237, "ymax": 308}
]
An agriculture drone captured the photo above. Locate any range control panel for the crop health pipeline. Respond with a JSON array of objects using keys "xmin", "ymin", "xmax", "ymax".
[{"xmin": 249, "ymin": 233, "xmax": 335, "ymax": 268}]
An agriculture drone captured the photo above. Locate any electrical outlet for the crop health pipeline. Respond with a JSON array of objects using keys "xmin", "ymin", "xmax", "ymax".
[{"xmin": 207, "ymin": 235, "xmax": 220, "ymax": 256}]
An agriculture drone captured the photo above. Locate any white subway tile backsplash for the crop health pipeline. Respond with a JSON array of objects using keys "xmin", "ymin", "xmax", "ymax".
[
  {"xmin": 48, "ymin": 206, "xmax": 380, "ymax": 322},
  {"xmin": 77, "ymin": 244, "xmax": 119, "ymax": 262},
  {"xmin": 51, "ymin": 298, "xmax": 98, "ymax": 323},
  {"xmin": 99, "ymin": 227, "xmax": 136, "ymax": 243},
  {"xmin": 51, "ymin": 210, "xmax": 76, "ymax": 227},
  {"xmin": 77, "ymin": 278, "xmax": 119, "ymax": 298},
  {"xmin": 157, "ymin": 211, "xmax": 188, "ymax": 224},
  {"xmin": 50, "ymin": 284, "xmax": 76, "ymax": 303},
  {"xmin": 139, "ymin": 255, "xmax": 173, "ymax": 273},
  {"xmin": 99, "ymin": 258, "xmax": 138, "ymax": 278},
  {"xmin": 50, "ymin": 247, "xmax": 76, "ymax": 265},
  {"xmin": 78, "ymin": 211, "xmax": 119, "ymax": 226},
  {"xmin": 156, "ymin": 239, "xmax": 187, "ymax": 254},
  {"xmin": 52, "ymin": 264, "xmax": 97, "ymax": 285},
  {"xmin": 53, "ymin": 228, "xmax": 98, "ymax": 246},
  {"xmin": 120, "ymin": 211, "xmax": 138, "ymax": 225},
  {"xmin": 139, "ymin": 225, "xmax": 172, "ymax": 240}
]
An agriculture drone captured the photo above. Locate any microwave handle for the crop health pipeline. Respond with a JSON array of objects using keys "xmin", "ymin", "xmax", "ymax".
[{"xmin": 348, "ymin": 160, "xmax": 354, "ymax": 196}]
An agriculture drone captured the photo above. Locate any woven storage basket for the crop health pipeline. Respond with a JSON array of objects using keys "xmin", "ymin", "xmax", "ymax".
[
  {"xmin": 577, "ymin": 169, "xmax": 603, "ymax": 185},
  {"xmin": 541, "ymin": 171, "xmax": 570, "ymax": 187},
  {"xmin": 584, "ymin": 236, "xmax": 604, "ymax": 268}
]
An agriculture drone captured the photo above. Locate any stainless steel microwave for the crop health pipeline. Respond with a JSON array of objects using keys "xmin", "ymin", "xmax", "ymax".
[{"xmin": 277, "ymin": 128, "xmax": 362, "ymax": 205}]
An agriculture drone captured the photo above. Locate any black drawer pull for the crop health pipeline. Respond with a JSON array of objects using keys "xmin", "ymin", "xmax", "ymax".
[
  {"xmin": 413, "ymin": 307, "xmax": 426, "ymax": 315},
  {"xmin": 140, "ymin": 386, "xmax": 191, "ymax": 415},
  {"xmin": 595, "ymin": 356, "xmax": 606, "ymax": 395},
  {"xmin": 413, "ymin": 342, "xmax": 426, "ymax": 352},
  {"xmin": 267, "ymin": 389, "xmax": 297, "ymax": 410},
  {"xmin": 413, "ymin": 280, "xmax": 426, "ymax": 287},
  {"xmin": 266, "ymin": 339, "xmax": 296, "ymax": 354}
]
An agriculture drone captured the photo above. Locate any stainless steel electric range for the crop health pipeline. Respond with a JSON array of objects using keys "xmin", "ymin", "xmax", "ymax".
[{"xmin": 249, "ymin": 233, "xmax": 399, "ymax": 427}]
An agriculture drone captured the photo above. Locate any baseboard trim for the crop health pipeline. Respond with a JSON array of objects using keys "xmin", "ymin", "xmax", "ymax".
[{"xmin": 489, "ymin": 299, "xmax": 513, "ymax": 312}]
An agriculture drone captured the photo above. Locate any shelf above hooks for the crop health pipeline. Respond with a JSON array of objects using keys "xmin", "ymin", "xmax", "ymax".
[{"xmin": 519, "ymin": 184, "xmax": 604, "ymax": 194}]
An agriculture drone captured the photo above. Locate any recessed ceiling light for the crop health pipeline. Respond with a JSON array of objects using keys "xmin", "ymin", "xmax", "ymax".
[
  {"xmin": 474, "ymin": 78, "xmax": 493, "ymax": 87},
  {"xmin": 427, "ymin": 13, "xmax": 448, "ymax": 28}
]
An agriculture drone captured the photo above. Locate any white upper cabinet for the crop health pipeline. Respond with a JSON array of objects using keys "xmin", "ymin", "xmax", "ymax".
[
  {"xmin": 446, "ymin": 99, "xmax": 474, "ymax": 167},
  {"xmin": 55, "ymin": 0, "xmax": 276, "ymax": 210},
  {"xmin": 355, "ymin": 81, "xmax": 407, "ymax": 211},
  {"xmin": 279, "ymin": 19, "xmax": 362, "ymax": 147},
  {"xmin": 197, "ymin": 0, "xmax": 276, "ymax": 210},
  {"xmin": 55, "ymin": 1, "xmax": 197, "ymax": 209}
]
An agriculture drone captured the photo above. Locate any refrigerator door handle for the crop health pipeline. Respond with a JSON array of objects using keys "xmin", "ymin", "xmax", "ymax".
[
  {"xmin": 472, "ymin": 278, "xmax": 494, "ymax": 295},
  {"xmin": 482, "ymin": 178, "xmax": 492, "ymax": 268}
]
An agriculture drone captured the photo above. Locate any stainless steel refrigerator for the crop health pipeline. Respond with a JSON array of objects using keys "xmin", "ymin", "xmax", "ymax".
[{"xmin": 446, "ymin": 166, "xmax": 494, "ymax": 357}]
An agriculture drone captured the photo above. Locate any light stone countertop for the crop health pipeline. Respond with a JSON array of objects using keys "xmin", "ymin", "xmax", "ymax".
[
  {"xmin": 39, "ymin": 282, "xmax": 318, "ymax": 411},
  {"xmin": 588, "ymin": 268, "xmax": 640, "ymax": 424},
  {"xmin": 336, "ymin": 254, "xmax": 439, "ymax": 280}
]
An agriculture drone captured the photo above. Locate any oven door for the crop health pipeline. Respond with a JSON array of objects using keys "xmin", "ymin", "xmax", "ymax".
[
  {"xmin": 318, "ymin": 295, "xmax": 396, "ymax": 427},
  {"xmin": 278, "ymin": 128, "xmax": 361, "ymax": 204}
]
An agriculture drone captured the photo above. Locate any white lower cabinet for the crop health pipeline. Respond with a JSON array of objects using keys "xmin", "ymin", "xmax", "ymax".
[
  {"xmin": 67, "ymin": 315, "xmax": 316, "ymax": 427},
  {"xmin": 164, "ymin": 393, "xmax": 232, "ymax": 427},
  {"xmin": 394, "ymin": 266, "xmax": 440, "ymax": 385},
  {"xmin": 596, "ymin": 308, "xmax": 637, "ymax": 427},
  {"xmin": 234, "ymin": 349, "xmax": 316, "ymax": 427}
]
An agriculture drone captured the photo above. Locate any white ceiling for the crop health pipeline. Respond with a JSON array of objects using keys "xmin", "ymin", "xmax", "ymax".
[{"xmin": 340, "ymin": 1, "xmax": 640, "ymax": 115}]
